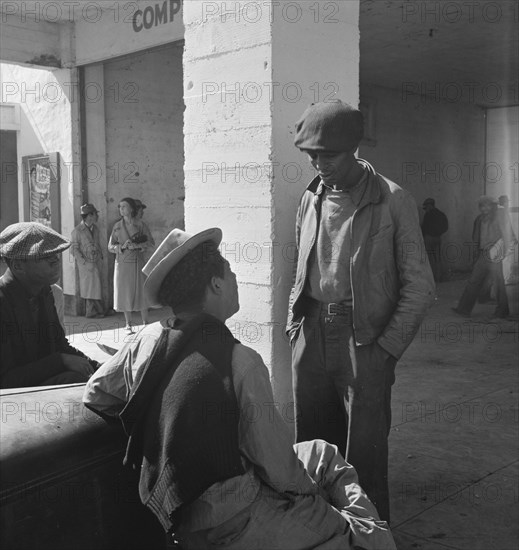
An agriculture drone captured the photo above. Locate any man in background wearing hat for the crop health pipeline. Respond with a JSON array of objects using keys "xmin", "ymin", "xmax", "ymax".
[
  {"xmin": 84, "ymin": 227, "xmax": 396, "ymax": 550},
  {"xmin": 0, "ymin": 222, "xmax": 97, "ymax": 388},
  {"xmin": 453, "ymin": 195, "xmax": 512, "ymax": 319},
  {"xmin": 287, "ymin": 100, "xmax": 435, "ymax": 521},
  {"xmin": 71, "ymin": 203, "xmax": 106, "ymax": 318},
  {"xmin": 421, "ymin": 198, "xmax": 449, "ymax": 282}
]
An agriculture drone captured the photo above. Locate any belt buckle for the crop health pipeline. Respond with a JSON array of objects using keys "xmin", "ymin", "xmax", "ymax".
[{"xmin": 327, "ymin": 303, "xmax": 338, "ymax": 316}]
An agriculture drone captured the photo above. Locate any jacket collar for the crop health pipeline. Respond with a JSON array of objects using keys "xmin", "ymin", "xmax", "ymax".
[
  {"xmin": 80, "ymin": 221, "xmax": 96, "ymax": 232},
  {"xmin": 0, "ymin": 268, "xmax": 50, "ymax": 302},
  {"xmin": 306, "ymin": 158, "xmax": 381, "ymax": 207}
]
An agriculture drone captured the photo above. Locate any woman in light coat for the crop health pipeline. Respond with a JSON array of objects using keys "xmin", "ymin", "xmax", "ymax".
[{"xmin": 108, "ymin": 197, "xmax": 154, "ymax": 332}]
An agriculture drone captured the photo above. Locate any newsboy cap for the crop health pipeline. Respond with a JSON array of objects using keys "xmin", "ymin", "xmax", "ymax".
[
  {"xmin": 294, "ymin": 100, "xmax": 364, "ymax": 152},
  {"xmin": 0, "ymin": 222, "xmax": 70, "ymax": 260},
  {"xmin": 80, "ymin": 203, "xmax": 98, "ymax": 216}
]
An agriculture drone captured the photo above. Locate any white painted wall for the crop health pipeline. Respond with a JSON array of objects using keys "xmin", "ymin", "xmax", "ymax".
[
  {"xmin": 486, "ymin": 106, "xmax": 519, "ymax": 209},
  {"xmin": 75, "ymin": 0, "xmax": 184, "ymax": 66},
  {"xmin": 0, "ymin": 63, "xmax": 80, "ymax": 293},
  {"xmin": 103, "ymin": 43, "xmax": 185, "ymax": 243},
  {"xmin": 359, "ymin": 84, "xmax": 486, "ymax": 271},
  {"xmin": 0, "ymin": 14, "xmax": 73, "ymax": 68}
]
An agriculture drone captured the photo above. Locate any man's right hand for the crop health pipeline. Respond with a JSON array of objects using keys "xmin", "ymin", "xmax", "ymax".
[{"xmin": 60, "ymin": 354, "xmax": 96, "ymax": 377}]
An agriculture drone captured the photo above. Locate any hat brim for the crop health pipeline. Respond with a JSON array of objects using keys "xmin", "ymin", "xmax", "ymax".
[{"xmin": 144, "ymin": 228, "xmax": 222, "ymax": 307}]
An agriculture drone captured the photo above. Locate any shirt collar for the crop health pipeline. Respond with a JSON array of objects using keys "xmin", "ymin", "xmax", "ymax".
[
  {"xmin": 307, "ymin": 158, "xmax": 381, "ymax": 207},
  {"xmin": 322, "ymin": 169, "xmax": 368, "ymax": 206}
]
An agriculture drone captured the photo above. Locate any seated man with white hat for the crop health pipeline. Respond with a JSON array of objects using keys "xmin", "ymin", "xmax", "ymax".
[
  {"xmin": 0, "ymin": 222, "xmax": 98, "ymax": 388},
  {"xmin": 83, "ymin": 227, "xmax": 396, "ymax": 550}
]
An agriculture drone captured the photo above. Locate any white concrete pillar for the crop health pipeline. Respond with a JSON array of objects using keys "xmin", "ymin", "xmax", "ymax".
[
  {"xmin": 183, "ymin": 0, "xmax": 360, "ymax": 410},
  {"xmin": 82, "ymin": 64, "xmax": 111, "ymax": 309}
]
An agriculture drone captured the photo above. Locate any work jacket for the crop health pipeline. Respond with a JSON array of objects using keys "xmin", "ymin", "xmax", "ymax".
[{"xmin": 287, "ymin": 159, "xmax": 435, "ymax": 359}]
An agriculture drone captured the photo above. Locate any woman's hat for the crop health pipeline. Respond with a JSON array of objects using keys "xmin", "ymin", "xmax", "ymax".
[{"xmin": 142, "ymin": 228, "xmax": 222, "ymax": 307}]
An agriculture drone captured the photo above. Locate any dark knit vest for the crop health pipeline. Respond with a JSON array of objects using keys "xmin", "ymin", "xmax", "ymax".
[{"xmin": 119, "ymin": 313, "xmax": 244, "ymax": 532}]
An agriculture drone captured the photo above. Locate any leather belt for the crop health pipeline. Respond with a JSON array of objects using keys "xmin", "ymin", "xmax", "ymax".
[
  {"xmin": 305, "ymin": 298, "xmax": 352, "ymax": 318},
  {"xmin": 325, "ymin": 302, "xmax": 351, "ymax": 316}
]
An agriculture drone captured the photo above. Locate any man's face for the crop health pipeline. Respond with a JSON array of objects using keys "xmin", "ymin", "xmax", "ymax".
[
  {"xmin": 479, "ymin": 203, "xmax": 492, "ymax": 216},
  {"xmin": 16, "ymin": 253, "xmax": 62, "ymax": 287},
  {"xmin": 303, "ymin": 150, "xmax": 355, "ymax": 186},
  {"xmin": 219, "ymin": 260, "xmax": 240, "ymax": 319},
  {"xmin": 423, "ymin": 204, "xmax": 433, "ymax": 213},
  {"xmin": 86, "ymin": 212, "xmax": 98, "ymax": 225}
]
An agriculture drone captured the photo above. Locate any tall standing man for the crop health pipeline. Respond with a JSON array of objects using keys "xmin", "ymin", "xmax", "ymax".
[
  {"xmin": 287, "ymin": 100, "xmax": 435, "ymax": 521},
  {"xmin": 71, "ymin": 203, "xmax": 106, "ymax": 318},
  {"xmin": 421, "ymin": 197, "xmax": 449, "ymax": 282}
]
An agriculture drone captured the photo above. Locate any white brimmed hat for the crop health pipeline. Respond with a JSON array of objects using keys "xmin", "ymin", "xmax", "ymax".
[{"xmin": 143, "ymin": 228, "xmax": 222, "ymax": 307}]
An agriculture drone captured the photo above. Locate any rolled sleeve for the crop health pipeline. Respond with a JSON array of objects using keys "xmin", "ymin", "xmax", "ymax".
[{"xmin": 83, "ymin": 324, "xmax": 163, "ymax": 416}]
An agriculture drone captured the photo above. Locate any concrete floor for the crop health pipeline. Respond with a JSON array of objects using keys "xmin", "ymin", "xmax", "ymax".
[{"xmin": 64, "ymin": 279, "xmax": 519, "ymax": 550}]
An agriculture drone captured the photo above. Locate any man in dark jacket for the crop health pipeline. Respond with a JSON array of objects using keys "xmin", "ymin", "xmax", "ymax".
[
  {"xmin": 421, "ymin": 197, "xmax": 449, "ymax": 282},
  {"xmin": 0, "ymin": 222, "xmax": 97, "ymax": 388},
  {"xmin": 287, "ymin": 100, "xmax": 435, "ymax": 521}
]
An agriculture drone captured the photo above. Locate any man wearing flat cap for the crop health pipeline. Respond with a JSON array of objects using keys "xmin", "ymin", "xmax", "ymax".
[
  {"xmin": 84, "ymin": 227, "xmax": 396, "ymax": 550},
  {"xmin": 0, "ymin": 222, "xmax": 97, "ymax": 388},
  {"xmin": 71, "ymin": 203, "xmax": 107, "ymax": 318},
  {"xmin": 287, "ymin": 100, "xmax": 435, "ymax": 521}
]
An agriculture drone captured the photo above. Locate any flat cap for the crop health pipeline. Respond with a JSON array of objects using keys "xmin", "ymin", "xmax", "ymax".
[
  {"xmin": 80, "ymin": 203, "xmax": 98, "ymax": 215},
  {"xmin": 0, "ymin": 222, "xmax": 70, "ymax": 260},
  {"xmin": 294, "ymin": 100, "xmax": 364, "ymax": 152},
  {"xmin": 423, "ymin": 198, "xmax": 435, "ymax": 206},
  {"xmin": 134, "ymin": 199, "xmax": 147, "ymax": 209}
]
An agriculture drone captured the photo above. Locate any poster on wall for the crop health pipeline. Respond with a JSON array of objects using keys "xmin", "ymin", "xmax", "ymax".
[{"xmin": 22, "ymin": 153, "xmax": 61, "ymax": 232}]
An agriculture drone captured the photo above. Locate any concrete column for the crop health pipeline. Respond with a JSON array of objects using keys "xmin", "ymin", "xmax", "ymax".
[
  {"xmin": 183, "ymin": 0, "xmax": 360, "ymax": 411},
  {"xmin": 82, "ymin": 64, "xmax": 112, "ymax": 311}
]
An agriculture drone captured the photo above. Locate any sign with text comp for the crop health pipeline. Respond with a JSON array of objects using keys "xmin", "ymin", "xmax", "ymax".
[{"xmin": 75, "ymin": 0, "xmax": 184, "ymax": 66}]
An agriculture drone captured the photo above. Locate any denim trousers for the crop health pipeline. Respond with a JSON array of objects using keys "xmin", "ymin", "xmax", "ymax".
[
  {"xmin": 291, "ymin": 309, "xmax": 396, "ymax": 522},
  {"xmin": 176, "ymin": 440, "xmax": 396, "ymax": 550}
]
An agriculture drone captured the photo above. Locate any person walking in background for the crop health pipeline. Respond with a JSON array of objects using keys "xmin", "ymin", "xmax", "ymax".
[
  {"xmin": 421, "ymin": 198, "xmax": 449, "ymax": 282},
  {"xmin": 453, "ymin": 195, "xmax": 512, "ymax": 319},
  {"xmin": 71, "ymin": 203, "xmax": 106, "ymax": 318},
  {"xmin": 108, "ymin": 197, "xmax": 154, "ymax": 332},
  {"xmin": 287, "ymin": 100, "xmax": 435, "ymax": 522}
]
